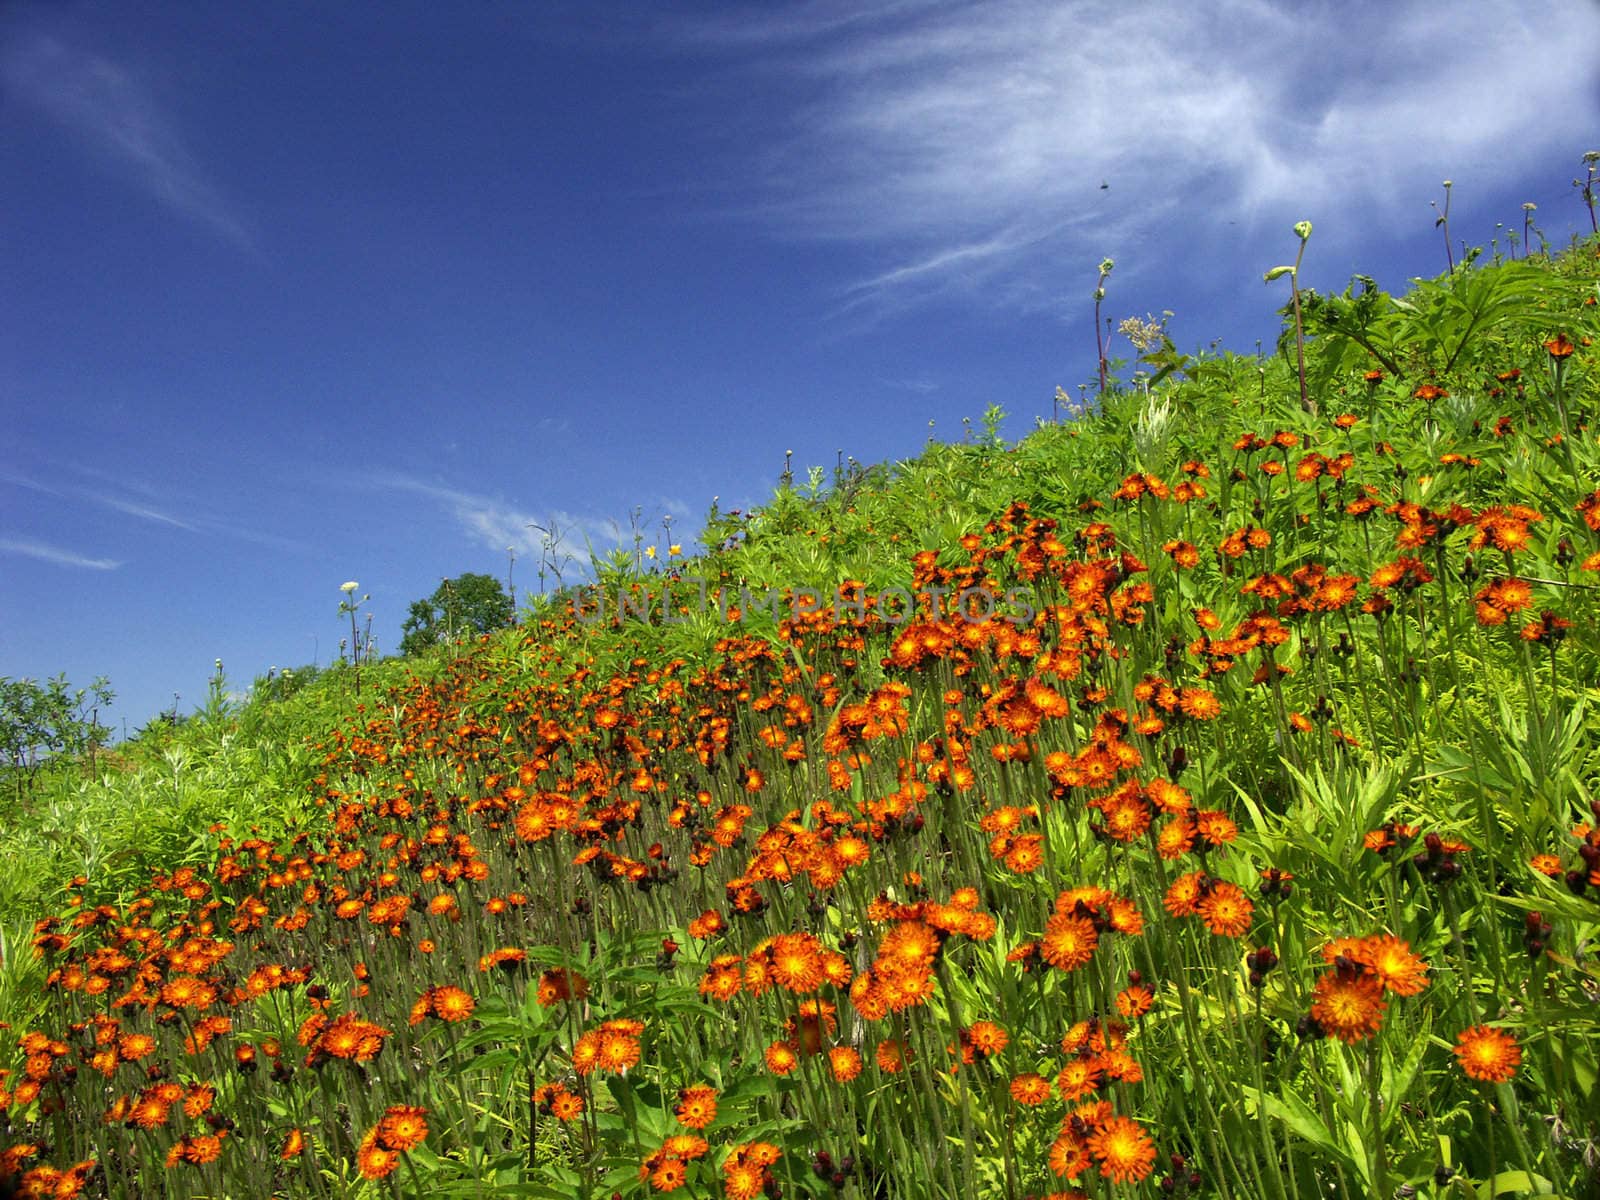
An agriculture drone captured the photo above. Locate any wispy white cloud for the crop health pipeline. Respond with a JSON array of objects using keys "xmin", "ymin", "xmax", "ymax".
[
  {"xmin": 366, "ymin": 472, "xmax": 653, "ymax": 563},
  {"xmin": 878, "ymin": 376, "xmax": 940, "ymax": 395},
  {"xmin": 81, "ymin": 489, "xmax": 197, "ymax": 531},
  {"xmin": 0, "ymin": 537, "xmax": 121, "ymax": 571},
  {"xmin": 679, "ymin": 0, "xmax": 1600, "ymax": 309},
  {"xmin": 1, "ymin": 464, "xmax": 312, "ymax": 553},
  {"xmin": 2, "ymin": 32, "xmax": 253, "ymax": 248},
  {"xmin": 1, "ymin": 467, "xmax": 194, "ymax": 528}
]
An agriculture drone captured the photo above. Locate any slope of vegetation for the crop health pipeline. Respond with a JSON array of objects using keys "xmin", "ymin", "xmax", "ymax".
[{"xmin": 3, "ymin": 222, "xmax": 1599, "ymax": 1200}]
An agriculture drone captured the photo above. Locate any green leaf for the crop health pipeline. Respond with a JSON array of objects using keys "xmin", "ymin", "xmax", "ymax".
[{"xmin": 1476, "ymin": 1170, "xmax": 1556, "ymax": 1197}]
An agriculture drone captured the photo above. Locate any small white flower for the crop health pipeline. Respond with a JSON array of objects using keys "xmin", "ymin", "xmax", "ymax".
[{"xmin": 340, "ymin": 581, "xmax": 359, "ymax": 593}]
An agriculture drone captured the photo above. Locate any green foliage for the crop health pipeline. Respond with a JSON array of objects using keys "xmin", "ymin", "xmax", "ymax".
[
  {"xmin": 0, "ymin": 673, "xmax": 114, "ymax": 804},
  {"xmin": 400, "ymin": 572, "xmax": 516, "ymax": 656},
  {"xmin": 4, "ymin": 226, "xmax": 1600, "ymax": 1200}
]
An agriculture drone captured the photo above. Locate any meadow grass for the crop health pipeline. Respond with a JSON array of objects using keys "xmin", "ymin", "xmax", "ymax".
[{"xmin": 2, "ymin": 214, "xmax": 1598, "ymax": 1200}]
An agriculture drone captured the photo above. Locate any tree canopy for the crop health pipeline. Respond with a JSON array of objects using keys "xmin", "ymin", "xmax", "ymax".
[
  {"xmin": 399, "ymin": 573, "xmax": 515, "ymax": 657},
  {"xmin": 0, "ymin": 674, "xmax": 115, "ymax": 803}
]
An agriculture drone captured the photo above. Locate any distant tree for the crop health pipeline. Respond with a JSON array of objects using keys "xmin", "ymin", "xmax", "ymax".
[
  {"xmin": 0, "ymin": 674, "xmax": 115, "ymax": 804},
  {"xmin": 400, "ymin": 573, "xmax": 515, "ymax": 656}
]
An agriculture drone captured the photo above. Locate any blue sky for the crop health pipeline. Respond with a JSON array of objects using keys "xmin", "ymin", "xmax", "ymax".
[{"xmin": 3, "ymin": 0, "xmax": 1598, "ymax": 735}]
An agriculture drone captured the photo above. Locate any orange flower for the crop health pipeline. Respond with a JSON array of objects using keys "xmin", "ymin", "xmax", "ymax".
[
  {"xmin": 875, "ymin": 1039, "xmax": 909, "ymax": 1074},
  {"xmin": 598, "ymin": 1029, "xmax": 641, "ymax": 1073},
  {"xmin": 1009, "ymin": 1072, "xmax": 1052, "ymax": 1105},
  {"xmin": 1040, "ymin": 913, "xmax": 1098, "ymax": 972},
  {"xmin": 767, "ymin": 932, "xmax": 826, "ymax": 994},
  {"xmin": 686, "ymin": 909, "xmax": 724, "ymax": 940},
  {"xmin": 1455, "ymin": 1026, "xmax": 1521, "ymax": 1083},
  {"xmin": 764, "ymin": 1040, "xmax": 799, "ymax": 1076},
  {"xmin": 1163, "ymin": 870, "xmax": 1206, "ymax": 917},
  {"xmin": 536, "ymin": 967, "xmax": 589, "ymax": 1007},
  {"xmin": 1048, "ymin": 1128, "xmax": 1091, "ymax": 1178},
  {"xmin": 431, "ymin": 986, "xmax": 476, "ymax": 1022},
  {"xmin": 1115, "ymin": 984, "xmax": 1154, "ymax": 1018},
  {"xmin": 1351, "ymin": 935, "xmax": 1429, "ymax": 996},
  {"xmin": 648, "ymin": 1157, "xmax": 688, "ymax": 1192},
  {"xmin": 661, "ymin": 1135, "xmax": 709, "ymax": 1162},
  {"xmin": 1310, "ymin": 968, "xmax": 1386, "ymax": 1043},
  {"xmin": 355, "ymin": 1129, "xmax": 399, "ymax": 1180},
  {"xmin": 675, "ymin": 1085, "xmax": 718, "ymax": 1130},
  {"xmin": 1056, "ymin": 1057, "xmax": 1102, "ymax": 1101},
  {"xmin": 964, "ymin": 1020, "xmax": 1008, "ymax": 1057},
  {"xmin": 549, "ymin": 1089, "xmax": 585, "ymax": 1121},
  {"xmin": 1089, "ymin": 1116, "xmax": 1156, "ymax": 1183},
  {"xmin": 829, "ymin": 1046, "xmax": 863, "ymax": 1082},
  {"xmin": 1196, "ymin": 881, "xmax": 1254, "ymax": 938}
]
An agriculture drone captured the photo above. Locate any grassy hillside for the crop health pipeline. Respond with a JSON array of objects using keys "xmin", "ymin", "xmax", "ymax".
[{"xmin": 3, "ymin": 232, "xmax": 1599, "ymax": 1199}]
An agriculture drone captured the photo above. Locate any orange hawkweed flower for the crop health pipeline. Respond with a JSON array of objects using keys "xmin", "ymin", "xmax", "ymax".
[
  {"xmin": 479, "ymin": 947, "xmax": 527, "ymax": 973},
  {"xmin": 648, "ymin": 1157, "xmax": 688, "ymax": 1192},
  {"xmin": 431, "ymin": 986, "xmax": 476, "ymax": 1022},
  {"xmin": 1178, "ymin": 688, "xmax": 1221, "ymax": 720},
  {"xmin": 376, "ymin": 1106, "xmax": 428, "ymax": 1152},
  {"xmin": 767, "ymin": 932, "xmax": 826, "ymax": 994},
  {"xmin": 1048, "ymin": 1128, "xmax": 1092, "ymax": 1178},
  {"xmin": 875, "ymin": 1039, "xmax": 909, "ymax": 1073},
  {"xmin": 661, "ymin": 1134, "xmax": 709, "ymax": 1162},
  {"xmin": 1455, "ymin": 1026, "xmax": 1520, "ymax": 1082},
  {"xmin": 355, "ymin": 1129, "xmax": 399, "ymax": 1180},
  {"xmin": 1057, "ymin": 1056, "xmax": 1102, "ymax": 1101},
  {"xmin": 1196, "ymin": 881, "xmax": 1254, "ymax": 938},
  {"xmin": 764, "ymin": 1040, "xmax": 799, "ymax": 1076},
  {"xmin": 829, "ymin": 1046, "xmax": 863, "ymax": 1082},
  {"xmin": 1003, "ymin": 833, "xmax": 1045, "ymax": 873},
  {"xmin": 1351, "ymin": 935, "xmax": 1429, "ymax": 996},
  {"xmin": 1115, "ymin": 984, "xmax": 1154, "ymax": 1018},
  {"xmin": 1310, "ymin": 967, "xmax": 1386, "ymax": 1043},
  {"xmin": 1040, "ymin": 913, "xmax": 1098, "ymax": 972},
  {"xmin": 674, "ymin": 1085, "xmax": 718, "ymax": 1130},
  {"xmin": 965, "ymin": 1020, "xmax": 1008, "ymax": 1057},
  {"xmin": 536, "ymin": 967, "xmax": 589, "ymax": 1007},
  {"xmin": 1009, "ymin": 1072, "xmax": 1052, "ymax": 1105},
  {"xmin": 1163, "ymin": 870, "xmax": 1206, "ymax": 917},
  {"xmin": 570, "ymin": 1033, "xmax": 603, "ymax": 1075},
  {"xmin": 686, "ymin": 909, "xmax": 724, "ymax": 940},
  {"xmin": 598, "ymin": 1029, "xmax": 642, "ymax": 1073},
  {"xmin": 1089, "ymin": 1116, "xmax": 1156, "ymax": 1183},
  {"xmin": 550, "ymin": 1089, "xmax": 585, "ymax": 1121}
]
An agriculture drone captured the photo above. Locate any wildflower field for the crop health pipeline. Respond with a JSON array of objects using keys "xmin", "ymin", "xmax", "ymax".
[{"xmin": 3, "ymin": 216, "xmax": 1600, "ymax": 1200}]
